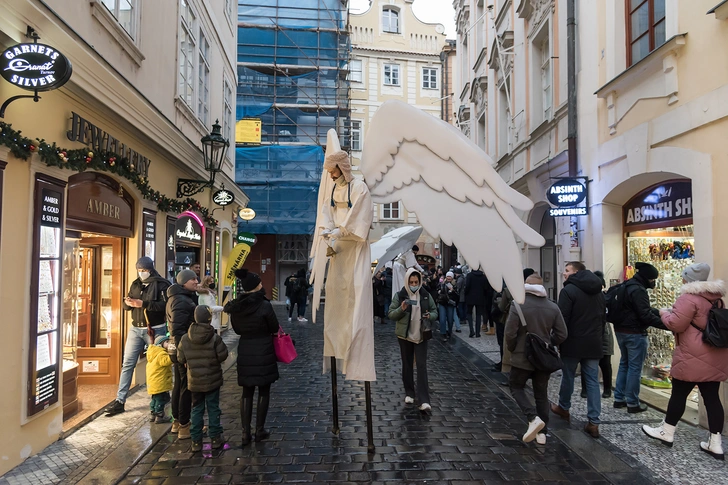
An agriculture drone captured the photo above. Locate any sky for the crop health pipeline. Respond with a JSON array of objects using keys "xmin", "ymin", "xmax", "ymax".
[{"xmin": 350, "ymin": 0, "xmax": 457, "ymax": 39}]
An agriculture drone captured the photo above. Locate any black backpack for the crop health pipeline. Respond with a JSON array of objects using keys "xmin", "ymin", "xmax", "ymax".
[
  {"xmin": 605, "ymin": 282, "xmax": 629, "ymax": 325},
  {"xmin": 691, "ymin": 298, "xmax": 728, "ymax": 348},
  {"xmin": 290, "ymin": 277, "xmax": 302, "ymax": 295}
]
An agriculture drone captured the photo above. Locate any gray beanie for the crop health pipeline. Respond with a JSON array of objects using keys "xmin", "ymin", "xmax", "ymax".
[
  {"xmin": 682, "ymin": 263, "xmax": 710, "ymax": 283},
  {"xmin": 176, "ymin": 269, "xmax": 198, "ymax": 285},
  {"xmin": 194, "ymin": 305, "xmax": 212, "ymax": 324},
  {"xmin": 136, "ymin": 257, "xmax": 155, "ymax": 270}
]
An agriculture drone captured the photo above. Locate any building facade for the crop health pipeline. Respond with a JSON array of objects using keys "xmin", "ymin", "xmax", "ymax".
[
  {"xmin": 0, "ymin": 0, "xmax": 246, "ymax": 472},
  {"xmin": 350, "ymin": 0, "xmax": 448, "ymax": 268}
]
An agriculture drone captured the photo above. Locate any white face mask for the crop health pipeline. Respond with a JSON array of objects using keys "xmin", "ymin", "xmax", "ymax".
[{"xmin": 138, "ymin": 271, "xmax": 151, "ymax": 281}]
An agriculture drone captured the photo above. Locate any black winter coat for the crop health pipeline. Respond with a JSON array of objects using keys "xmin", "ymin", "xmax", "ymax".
[
  {"xmin": 557, "ymin": 270, "xmax": 606, "ymax": 359},
  {"xmin": 166, "ymin": 285, "xmax": 198, "ymax": 344},
  {"xmin": 224, "ymin": 289, "xmax": 280, "ymax": 387},
  {"xmin": 177, "ymin": 323, "xmax": 228, "ymax": 392},
  {"xmin": 464, "ymin": 270, "xmax": 493, "ymax": 306},
  {"xmin": 124, "ymin": 272, "xmax": 171, "ymax": 327},
  {"xmin": 614, "ymin": 273, "xmax": 663, "ymax": 334}
]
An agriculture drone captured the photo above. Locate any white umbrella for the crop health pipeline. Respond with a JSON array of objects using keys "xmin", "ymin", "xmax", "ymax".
[{"xmin": 370, "ymin": 226, "xmax": 423, "ymax": 274}]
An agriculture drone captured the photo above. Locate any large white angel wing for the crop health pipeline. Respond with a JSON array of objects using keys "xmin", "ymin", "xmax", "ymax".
[{"xmin": 361, "ymin": 100, "xmax": 545, "ymax": 303}]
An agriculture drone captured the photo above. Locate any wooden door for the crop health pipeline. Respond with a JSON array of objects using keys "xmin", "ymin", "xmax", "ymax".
[{"xmin": 76, "ymin": 247, "xmax": 94, "ymax": 348}]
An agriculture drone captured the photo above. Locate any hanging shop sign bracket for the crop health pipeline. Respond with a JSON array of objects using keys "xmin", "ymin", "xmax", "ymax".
[
  {"xmin": 0, "ymin": 28, "xmax": 73, "ymax": 118},
  {"xmin": 547, "ymin": 176, "xmax": 590, "ymax": 217}
]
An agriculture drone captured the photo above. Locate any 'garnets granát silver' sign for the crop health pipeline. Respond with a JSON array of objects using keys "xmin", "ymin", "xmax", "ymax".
[{"xmin": 1, "ymin": 43, "xmax": 72, "ymax": 91}]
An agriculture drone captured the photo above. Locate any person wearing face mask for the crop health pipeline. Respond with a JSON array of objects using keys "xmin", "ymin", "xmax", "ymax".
[
  {"xmin": 389, "ymin": 268, "xmax": 438, "ymax": 412},
  {"xmin": 105, "ymin": 257, "xmax": 171, "ymax": 417},
  {"xmin": 612, "ymin": 262, "xmax": 664, "ymax": 414}
]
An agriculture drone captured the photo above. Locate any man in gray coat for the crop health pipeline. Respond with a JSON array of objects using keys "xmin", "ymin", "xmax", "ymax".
[{"xmin": 505, "ymin": 274, "xmax": 568, "ymax": 445}]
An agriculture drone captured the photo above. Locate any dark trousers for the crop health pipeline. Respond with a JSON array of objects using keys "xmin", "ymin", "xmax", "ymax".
[
  {"xmin": 150, "ymin": 392, "xmax": 170, "ymax": 414},
  {"xmin": 191, "ymin": 387, "xmax": 223, "ymax": 441},
  {"xmin": 398, "ymin": 338, "xmax": 430, "ymax": 404},
  {"xmin": 467, "ymin": 304, "xmax": 485, "ymax": 336},
  {"xmin": 172, "ymin": 362, "xmax": 191, "ymax": 425},
  {"xmin": 495, "ymin": 320, "xmax": 505, "ymax": 361},
  {"xmin": 289, "ymin": 295, "xmax": 306, "ymax": 318},
  {"xmin": 509, "ymin": 366, "xmax": 551, "ymax": 427},
  {"xmin": 581, "ymin": 355, "xmax": 613, "ymax": 393},
  {"xmin": 666, "ymin": 379, "xmax": 724, "ymax": 434}
]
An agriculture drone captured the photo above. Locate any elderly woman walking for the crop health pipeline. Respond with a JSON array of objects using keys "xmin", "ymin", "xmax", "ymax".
[{"xmin": 642, "ymin": 263, "xmax": 728, "ymax": 460}]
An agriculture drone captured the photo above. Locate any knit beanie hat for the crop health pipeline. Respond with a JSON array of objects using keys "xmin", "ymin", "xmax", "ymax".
[
  {"xmin": 194, "ymin": 305, "xmax": 212, "ymax": 324},
  {"xmin": 234, "ymin": 268, "xmax": 262, "ymax": 292},
  {"xmin": 154, "ymin": 335, "xmax": 169, "ymax": 346},
  {"xmin": 136, "ymin": 256, "xmax": 155, "ymax": 270},
  {"xmin": 682, "ymin": 263, "xmax": 710, "ymax": 283},
  {"xmin": 446, "ymin": 271, "xmax": 454, "ymax": 278},
  {"xmin": 523, "ymin": 268, "xmax": 535, "ymax": 281},
  {"xmin": 635, "ymin": 262, "xmax": 659, "ymax": 280},
  {"xmin": 176, "ymin": 269, "xmax": 198, "ymax": 285}
]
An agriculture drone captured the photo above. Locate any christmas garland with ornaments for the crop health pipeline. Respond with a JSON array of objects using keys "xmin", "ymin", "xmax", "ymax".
[{"xmin": 0, "ymin": 122, "xmax": 218, "ymax": 226}]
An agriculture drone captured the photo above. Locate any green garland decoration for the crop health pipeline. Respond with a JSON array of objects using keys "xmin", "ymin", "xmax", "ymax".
[{"xmin": 0, "ymin": 122, "xmax": 218, "ymax": 226}]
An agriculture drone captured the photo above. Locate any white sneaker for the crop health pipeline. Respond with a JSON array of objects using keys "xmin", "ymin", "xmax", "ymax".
[
  {"xmin": 641, "ymin": 421, "xmax": 675, "ymax": 447},
  {"xmin": 522, "ymin": 416, "xmax": 546, "ymax": 443},
  {"xmin": 404, "ymin": 396, "xmax": 414, "ymax": 404},
  {"xmin": 288, "ymin": 317, "xmax": 292, "ymax": 322},
  {"xmin": 419, "ymin": 403, "xmax": 431, "ymax": 412},
  {"xmin": 536, "ymin": 433, "xmax": 546, "ymax": 445},
  {"xmin": 298, "ymin": 317, "xmax": 308, "ymax": 322}
]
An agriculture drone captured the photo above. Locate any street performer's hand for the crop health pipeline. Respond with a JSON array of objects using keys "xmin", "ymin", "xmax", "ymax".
[{"xmin": 329, "ymin": 228, "xmax": 342, "ymax": 240}]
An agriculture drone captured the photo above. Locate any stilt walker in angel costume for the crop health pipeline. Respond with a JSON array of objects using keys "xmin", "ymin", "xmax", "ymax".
[{"xmin": 310, "ymin": 100, "xmax": 546, "ymax": 453}]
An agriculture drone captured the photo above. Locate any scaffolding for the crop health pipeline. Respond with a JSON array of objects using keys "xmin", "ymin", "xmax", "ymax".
[{"xmin": 236, "ymin": 0, "xmax": 351, "ymax": 235}]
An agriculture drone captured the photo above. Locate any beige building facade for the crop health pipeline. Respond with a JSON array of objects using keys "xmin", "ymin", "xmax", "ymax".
[
  {"xmin": 349, "ymin": 0, "xmax": 447, "ymax": 267},
  {"xmin": 0, "ymin": 0, "xmax": 246, "ymax": 472}
]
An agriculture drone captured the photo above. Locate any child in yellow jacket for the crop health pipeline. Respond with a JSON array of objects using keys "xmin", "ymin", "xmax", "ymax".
[{"xmin": 147, "ymin": 334, "xmax": 174, "ymax": 423}]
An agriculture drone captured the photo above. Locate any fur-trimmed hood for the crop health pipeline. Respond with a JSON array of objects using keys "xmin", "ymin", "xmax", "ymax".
[{"xmin": 680, "ymin": 280, "xmax": 726, "ymax": 297}]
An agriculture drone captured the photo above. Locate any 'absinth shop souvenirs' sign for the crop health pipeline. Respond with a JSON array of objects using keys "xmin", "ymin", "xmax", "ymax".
[{"xmin": 1, "ymin": 43, "xmax": 72, "ymax": 91}]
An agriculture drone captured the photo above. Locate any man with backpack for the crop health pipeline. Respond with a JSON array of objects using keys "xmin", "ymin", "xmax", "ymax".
[
  {"xmin": 286, "ymin": 268, "xmax": 309, "ymax": 322},
  {"xmin": 608, "ymin": 262, "xmax": 664, "ymax": 413}
]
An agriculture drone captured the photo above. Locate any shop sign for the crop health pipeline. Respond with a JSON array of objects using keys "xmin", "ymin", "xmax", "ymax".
[
  {"xmin": 624, "ymin": 181, "xmax": 692, "ymax": 228},
  {"xmin": 40, "ymin": 188, "xmax": 62, "ymax": 227},
  {"xmin": 67, "ymin": 112, "xmax": 151, "ymax": 177},
  {"xmin": 547, "ymin": 177, "xmax": 589, "ymax": 217},
  {"xmin": 213, "ymin": 189, "xmax": 234, "ymax": 206},
  {"xmin": 1, "ymin": 43, "xmax": 72, "ymax": 91},
  {"xmin": 236, "ymin": 232, "xmax": 257, "ymax": 245},
  {"xmin": 145, "ymin": 218, "xmax": 155, "ymax": 241},
  {"xmin": 66, "ymin": 173, "xmax": 134, "ymax": 237},
  {"xmin": 238, "ymin": 207, "xmax": 256, "ymax": 221},
  {"xmin": 176, "ymin": 215, "xmax": 202, "ymax": 243}
]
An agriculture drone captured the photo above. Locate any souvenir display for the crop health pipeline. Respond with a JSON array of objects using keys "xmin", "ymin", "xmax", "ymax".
[
  {"xmin": 39, "ymin": 226, "xmax": 59, "ymax": 257},
  {"xmin": 38, "ymin": 296, "xmax": 54, "ymax": 333},
  {"xmin": 39, "ymin": 260, "xmax": 55, "ymax": 294}
]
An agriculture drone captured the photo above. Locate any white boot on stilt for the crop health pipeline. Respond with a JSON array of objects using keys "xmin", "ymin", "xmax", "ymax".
[
  {"xmin": 700, "ymin": 433, "xmax": 725, "ymax": 460},
  {"xmin": 641, "ymin": 421, "xmax": 675, "ymax": 447}
]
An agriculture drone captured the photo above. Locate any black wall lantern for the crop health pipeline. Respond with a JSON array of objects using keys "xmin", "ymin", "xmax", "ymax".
[{"xmin": 176, "ymin": 119, "xmax": 230, "ymax": 197}]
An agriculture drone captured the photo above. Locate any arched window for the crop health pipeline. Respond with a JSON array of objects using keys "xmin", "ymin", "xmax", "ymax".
[{"xmin": 383, "ymin": 8, "xmax": 399, "ymax": 33}]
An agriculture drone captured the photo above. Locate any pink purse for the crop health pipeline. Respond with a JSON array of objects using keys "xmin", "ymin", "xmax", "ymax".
[{"xmin": 273, "ymin": 327, "xmax": 297, "ymax": 364}]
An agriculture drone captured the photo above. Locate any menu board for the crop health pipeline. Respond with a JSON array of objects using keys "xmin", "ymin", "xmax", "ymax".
[{"xmin": 28, "ymin": 176, "xmax": 66, "ymax": 416}]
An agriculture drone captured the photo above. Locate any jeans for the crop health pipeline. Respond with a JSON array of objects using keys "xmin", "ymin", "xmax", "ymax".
[
  {"xmin": 457, "ymin": 302, "xmax": 467, "ymax": 323},
  {"xmin": 466, "ymin": 304, "xmax": 485, "ymax": 336},
  {"xmin": 116, "ymin": 324, "xmax": 167, "ymax": 403},
  {"xmin": 438, "ymin": 304, "xmax": 455, "ymax": 335},
  {"xmin": 172, "ymin": 361, "xmax": 192, "ymax": 425},
  {"xmin": 509, "ymin": 366, "xmax": 551, "ymax": 427},
  {"xmin": 560, "ymin": 357, "xmax": 601, "ymax": 425},
  {"xmin": 666, "ymin": 379, "xmax": 724, "ymax": 433},
  {"xmin": 191, "ymin": 387, "xmax": 223, "ymax": 441},
  {"xmin": 453, "ymin": 309, "xmax": 461, "ymax": 330},
  {"xmin": 614, "ymin": 333, "xmax": 649, "ymax": 407},
  {"xmin": 289, "ymin": 295, "xmax": 306, "ymax": 318},
  {"xmin": 398, "ymin": 338, "xmax": 430, "ymax": 404},
  {"xmin": 582, "ymin": 355, "xmax": 613, "ymax": 394},
  {"xmin": 150, "ymin": 392, "xmax": 170, "ymax": 414}
]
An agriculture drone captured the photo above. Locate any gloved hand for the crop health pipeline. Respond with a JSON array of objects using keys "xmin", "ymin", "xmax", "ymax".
[
  {"xmin": 320, "ymin": 228, "xmax": 332, "ymax": 238},
  {"xmin": 329, "ymin": 228, "xmax": 342, "ymax": 239},
  {"xmin": 167, "ymin": 341, "xmax": 178, "ymax": 363}
]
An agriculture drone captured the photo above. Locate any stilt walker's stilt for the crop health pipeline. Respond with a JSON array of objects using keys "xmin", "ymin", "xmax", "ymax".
[
  {"xmin": 330, "ymin": 356, "xmax": 340, "ymax": 435},
  {"xmin": 364, "ymin": 381, "xmax": 375, "ymax": 454}
]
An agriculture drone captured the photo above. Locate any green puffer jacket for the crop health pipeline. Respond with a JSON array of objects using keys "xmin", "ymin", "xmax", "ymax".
[
  {"xmin": 177, "ymin": 323, "xmax": 229, "ymax": 392},
  {"xmin": 388, "ymin": 287, "xmax": 438, "ymax": 341}
]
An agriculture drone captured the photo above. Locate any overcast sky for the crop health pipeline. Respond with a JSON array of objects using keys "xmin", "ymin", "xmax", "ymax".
[{"xmin": 350, "ymin": 0, "xmax": 457, "ymax": 39}]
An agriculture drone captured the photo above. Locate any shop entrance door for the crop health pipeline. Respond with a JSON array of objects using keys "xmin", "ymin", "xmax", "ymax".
[
  {"xmin": 76, "ymin": 236, "xmax": 123, "ymax": 386},
  {"xmin": 540, "ymin": 212, "xmax": 558, "ymax": 300}
]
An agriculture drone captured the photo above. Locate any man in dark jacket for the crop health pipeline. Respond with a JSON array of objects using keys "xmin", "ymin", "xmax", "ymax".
[
  {"xmin": 177, "ymin": 305, "xmax": 228, "ymax": 451},
  {"xmin": 287, "ymin": 268, "xmax": 309, "ymax": 322},
  {"xmin": 166, "ymin": 269, "xmax": 199, "ymax": 438},
  {"xmin": 551, "ymin": 262, "xmax": 606, "ymax": 438},
  {"xmin": 105, "ymin": 257, "xmax": 171, "ymax": 417},
  {"xmin": 464, "ymin": 267, "xmax": 493, "ymax": 338},
  {"xmin": 613, "ymin": 262, "xmax": 663, "ymax": 413}
]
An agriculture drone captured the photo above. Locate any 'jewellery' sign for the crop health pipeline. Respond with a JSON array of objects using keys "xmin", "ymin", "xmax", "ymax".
[
  {"xmin": 547, "ymin": 178, "xmax": 588, "ymax": 217},
  {"xmin": 213, "ymin": 189, "xmax": 234, "ymax": 207},
  {"xmin": 1, "ymin": 43, "xmax": 72, "ymax": 91}
]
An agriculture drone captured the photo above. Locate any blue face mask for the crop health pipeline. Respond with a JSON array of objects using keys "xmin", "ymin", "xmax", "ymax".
[{"xmin": 409, "ymin": 285, "xmax": 420, "ymax": 293}]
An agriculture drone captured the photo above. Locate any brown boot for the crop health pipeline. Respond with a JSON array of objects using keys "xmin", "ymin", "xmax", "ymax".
[
  {"xmin": 177, "ymin": 422, "xmax": 191, "ymax": 440},
  {"xmin": 584, "ymin": 422, "xmax": 600, "ymax": 438},
  {"xmin": 550, "ymin": 403, "xmax": 571, "ymax": 422}
]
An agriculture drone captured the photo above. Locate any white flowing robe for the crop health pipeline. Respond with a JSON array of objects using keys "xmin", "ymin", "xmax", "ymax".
[{"xmin": 320, "ymin": 176, "xmax": 376, "ymax": 381}]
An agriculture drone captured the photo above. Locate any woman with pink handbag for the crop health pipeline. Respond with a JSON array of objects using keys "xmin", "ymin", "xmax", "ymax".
[{"xmin": 223, "ymin": 269, "xmax": 280, "ymax": 446}]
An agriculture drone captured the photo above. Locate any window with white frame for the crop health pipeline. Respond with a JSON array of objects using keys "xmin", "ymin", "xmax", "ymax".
[
  {"xmin": 381, "ymin": 202, "xmax": 402, "ymax": 220},
  {"xmin": 223, "ymin": 77, "xmax": 234, "ymax": 156},
  {"xmin": 498, "ymin": 78, "xmax": 511, "ymax": 158},
  {"xmin": 383, "ymin": 8, "xmax": 400, "ymax": 33},
  {"xmin": 101, "ymin": 0, "xmax": 136, "ymax": 38},
  {"xmin": 349, "ymin": 59, "xmax": 363, "ymax": 83},
  {"xmin": 540, "ymin": 37, "xmax": 552, "ymax": 121},
  {"xmin": 198, "ymin": 29, "xmax": 210, "ymax": 125},
  {"xmin": 179, "ymin": 0, "xmax": 197, "ymax": 109},
  {"xmin": 351, "ymin": 120, "xmax": 362, "ymax": 151},
  {"xmin": 383, "ymin": 64, "xmax": 400, "ymax": 86},
  {"xmin": 422, "ymin": 67, "xmax": 438, "ymax": 89}
]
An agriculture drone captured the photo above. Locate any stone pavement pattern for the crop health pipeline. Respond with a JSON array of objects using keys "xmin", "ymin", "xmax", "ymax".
[{"xmin": 121, "ymin": 305, "xmax": 657, "ymax": 485}]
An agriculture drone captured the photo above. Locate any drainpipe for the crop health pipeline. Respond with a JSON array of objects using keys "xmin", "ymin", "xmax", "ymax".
[{"xmin": 567, "ymin": 0, "xmax": 578, "ymax": 177}]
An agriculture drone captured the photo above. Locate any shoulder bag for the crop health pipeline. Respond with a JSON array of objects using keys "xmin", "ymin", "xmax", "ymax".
[{"xmin": 513, "ymin": 301, "xmax": 563, "ymax": 373}]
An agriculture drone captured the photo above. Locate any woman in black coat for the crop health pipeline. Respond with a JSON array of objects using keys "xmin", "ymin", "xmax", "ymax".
[{"xmin": 223, "ymin": 269, "xmax": 279, "ymax": 446}]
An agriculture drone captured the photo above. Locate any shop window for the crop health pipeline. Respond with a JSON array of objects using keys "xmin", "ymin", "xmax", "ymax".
[
  {"xmin": 351, "ymin": 120, "xmax": 362, "ymax": 151},
  {"xmin": 100, "ymin": 0, "xmax": 136, "ymax": 39},
  {"xmin": 384, "ymin": 64, "xmax": 400, "ymax": 86},
  {"xmin": 627, "ymin": 0, "xmax": 666, "ymax": 66},
  {"xmin": 422, "ymin": 67, "xmax": 438, "ymax": 90},
  {"xmin": 143, "ymin": 210, "xmax": 157, "ymax": 259},
  {"xmin": 381, "ymin": 202, "xmax": 402, "ymax": 220},
  {"xmin": 383, "ymin": 8, "xmax": 400, "ymax": 33}
]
